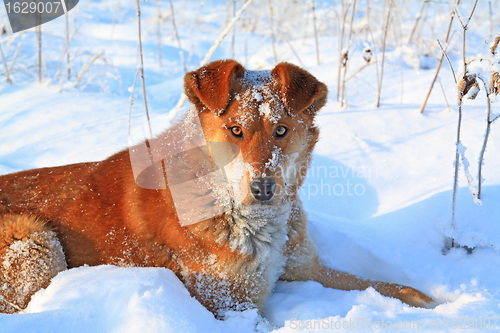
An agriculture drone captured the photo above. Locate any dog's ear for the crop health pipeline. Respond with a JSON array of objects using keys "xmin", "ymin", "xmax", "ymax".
[
  {"xmin": 271, "ymin": 62, "xmax": 328, "ymax": 115},
  {"xmin": 184, "ymin": 59, "xmax": 245, "ymax": 115}
]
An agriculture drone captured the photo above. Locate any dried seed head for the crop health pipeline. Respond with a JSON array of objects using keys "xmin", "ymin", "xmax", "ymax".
[
  {"xmin": 342, "ymin": 51, "xmax": 348, "ymax": 67},
  {"xmin": 491, "ymin": 72, "xmax": 500, "ymax": 95},
  {"xmin": 466, "ymin": 82, "xmax": 480, "ymax": 100},
  {"xmin": 363, "ymin": 47, "xmax": 372, "ymax": 63},
  {"xmin": 458, "ymin": 75, "xmax": 477, "ymax": 100},
  {"xmin": 491, "ymin": 35, "xmax": 500, "ymax": 55}
]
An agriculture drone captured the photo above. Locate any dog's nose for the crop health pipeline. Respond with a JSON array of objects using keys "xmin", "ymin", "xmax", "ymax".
[{"xmin": 250, "ymin": 177, "xmax": 276, "ymax": 201}]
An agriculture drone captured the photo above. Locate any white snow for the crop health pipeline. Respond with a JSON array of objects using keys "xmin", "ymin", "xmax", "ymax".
[{"xmin": 1, "ymin": 0, "xmax": 500, "ymax": 332}]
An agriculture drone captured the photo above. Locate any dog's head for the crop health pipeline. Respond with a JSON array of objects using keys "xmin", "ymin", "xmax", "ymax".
[{"xmin": 184, "ymin": 59, "xmax": 328, "ymax": 206}]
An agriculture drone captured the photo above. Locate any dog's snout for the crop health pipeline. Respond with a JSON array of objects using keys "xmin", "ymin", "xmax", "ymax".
[{"xmin": 250, "ymin": 177, "xmax": 276, "ymax": 201}]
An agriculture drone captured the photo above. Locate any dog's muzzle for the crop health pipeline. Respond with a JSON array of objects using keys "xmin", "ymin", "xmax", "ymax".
[{"xmin": 250, "ymin": 177, "xmax": 277, "ymax": 201}]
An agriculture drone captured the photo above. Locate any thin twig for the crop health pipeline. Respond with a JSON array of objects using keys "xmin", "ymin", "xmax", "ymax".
[
  {"xmin": 37, "ymin": 24, "xmax": 42, "ymax": 82},
  {"xmin": 450, "ymin": 105, "xmax": 462, "ymax": 237},
  {"xmin": 340, "ymin": 0, "xmax": 357, "ymax": 107},
  {"xmin": 449, "ymin": 0, "xmax": 479, "ymax": 251},
  {"xmin": 345, "ymin": 59, "xmax": 377, "ymax": 83},
  {"xmin": 267, "ymin": 0, "xmax": 278, "ymax": 63},
  {"xmin": 438, "ymin": 78, "xmax": 452, "ymax": 111},
  {"xmin": 477, "ymin": 76, "xmax": 499, "ymax": 199},
  {"xmin": 64, "ymin": 4, "xmax": 71, "ymax": 80},
  {"xmin": 420, "ymin": 0, "xmax": 459, "ymax": 113},
  {"xmin": 168, "ymin": 0, "xmax": 254, "ymax": 121},
  {"xmin": 8, "ymin": 41, "xmax": 22, "ymax": 75},
  {"xmin": 466, "ymin": 0, "xmax": 479, "ymax": 25},
  {"xmin": 157, "ymin": 0, "xmax": 163, "ymax": 67},
  {"xmin": 376, "ymin": 0, "xmax": 392, "ymax": 108},
  {"xmin": 231, "ymin": 0, "xmax": 236, "ymax": 58},
  {"xmin": 311, "ymin": 0, "xmax": 320, "ymax": 65},
  {"xmin": 0, "ymin": 294, "xmax": 26, "ymax": 313},
  {"xmin": 408, "ymin": 0, "xmax": 427, "ymax": 44},
  {"xmin": 0, "ymin": 43, "xmax": 12, "ymax": 83},
  {"xmin": 74, "ymin": 52, "xmax": 103, "ymax": 87},
  {"xmin": 128, "ymin": 68, "xmax": 141, "ymax": 138},
  {"xmin": 488, "ymin": 1, "xmax": 493, "ymax": 39},
  {"xmin": 336, "ymin": 2, "xmax": 351, "ymax": 100},
  {"xmin": 437, "ymin": 39, "xmax": 457, "ymax": 84},
  {"xmin": 368, "ymin": 26, "xmax": 380, "ymax": 98},
  {"xmin": 136, "ymin": 0, "xmax": 153, "ymax": 139},
  {"xmin": 275, "ymin": 34, "xmax": 304, "ymax": 67},
  {"xmin": 477, "ymin": 88, "xmax": 490, "ymax": 200},
  {"xmin": 169, "ymin": 0, "xmax": 186, "ymax": 73}
]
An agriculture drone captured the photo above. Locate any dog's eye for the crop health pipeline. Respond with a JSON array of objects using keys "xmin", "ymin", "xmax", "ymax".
[
  {"xmin": 230, "ymin": 126, "xmax": 243, "ymax": 138},
  {"xmin": 275, "ymin": 125, "xmax": 288, "ymax": 138}
]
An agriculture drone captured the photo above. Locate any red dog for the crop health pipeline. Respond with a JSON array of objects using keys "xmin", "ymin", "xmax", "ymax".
[{"xmin": 0, "ymin": 60, "xmax": 433, "ymax": 315}]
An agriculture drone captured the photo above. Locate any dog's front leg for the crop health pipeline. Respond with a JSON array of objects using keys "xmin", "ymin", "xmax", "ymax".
[
  {"xmin": 281, "ymin": 212, "xmax": 434, "ymax": 308},
  {"xmin": 309, "ymin": 260, "xmax": 435, "ymax": 308}
]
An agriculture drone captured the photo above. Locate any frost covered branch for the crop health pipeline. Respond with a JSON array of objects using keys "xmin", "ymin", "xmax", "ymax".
[
  {"xmin": 74, "ymin": 52, "xmax": 103, "ymax": 88},
  {"xmin": 168, "ymin": 0, "xmax": 254, "ymax": 121},
  {"xmin": 311, "ymin": 0, "xmax": 320, "ymax": 66},
  {"xmin": 0, "ymin": 43, "xmax": 12, "ymax": 83},
  {"xmin": 37, "ymin": 25, "xmax": 42, "ymax": 82},
  {"xmin": 436, "ymin": 39, "xmax": 456, "ymax": 84},
  {"xmin": 169, "ymin": 0, "xmax": 186, "ymax": 73},
  {"xmin": 335, "ymin": 2, "xmax": 351, "ymax": 101},
  {"xmin": 375, "ymin": 0, "xmax": 392, "ymax": 108},
  {"xmin": 135, "ymin": 0, "xmax": 153, "ymax": 139},
  {"xmin": 267, "ymin": 0, "xmax": 278, "ymax": 63},
  {"xmin": 420, "ymin": 0, "xmax": 459, "ymax": 113}
]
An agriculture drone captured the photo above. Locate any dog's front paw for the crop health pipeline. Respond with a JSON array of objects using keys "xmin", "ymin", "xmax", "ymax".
[{"xmin": 376, "ymin": 283, "xmax": 435, "ymax": 308}]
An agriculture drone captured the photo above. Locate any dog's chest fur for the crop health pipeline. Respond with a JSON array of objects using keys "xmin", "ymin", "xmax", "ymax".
[{"xmin": 180, "ymin": 202, "xmax": 292, "ymax": 311}]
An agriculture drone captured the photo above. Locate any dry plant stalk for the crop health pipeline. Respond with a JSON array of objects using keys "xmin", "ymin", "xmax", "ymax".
[
  {"xmin": 477, "ymin": 80, "xmax": 492, "ymax": 200},
  {"xmin": 0, "ymin": 294, "xmax": 25, "ymax": 313},
  {"xmin": 73, "ymin": 52, "xmax": 103, "ymax": 88},
  {"xmin": 275, "ymin": 33, "xmax": 304, "ymax": 67},
  {"xmin": 375, "ymin": 0, "xmax": 392, "ymax": 108},
  {"xmin": 491, "ymin": 35, "xmax": 500, "ymax": 55},
  {"xmin": 311, "ymin": 0, "xmax": 320, "ymax": 66},
  {"xmin": 448, "ymin": 0, "xmax": 479, "ymax": 252},
  {"xmin": 420, "ymin": 0, "xmax": 460, "ymax": 113},
  {"xmin": 168, "ymin": 0, "xmax": 254, "ymax": 121},
  {"xmin": 128, "ymin": 68, "xmax": 141, "ymax": 138},
  {"xmin": 477, "ymin": 35, "xmax": 500, "ymax": 199},
  {"xmin": 407, "ymin": 0, "xmax": 428, "ymax": 44},
  {"xmin": 37, "ymin": 24, "xmax": 42, "ymax": 83},
  {"xmin": 135, "ymin": 0, "xmax": 153, "ymax": 139},
  {"xmin": 339, "ymin": 0, "xmax": 357, "ymax": 107},
  {"xmin": 0, "ymin": 43, "xmax": 12, "ymax": 83},
  {"xmin": 231, "ymin": 0, "xmax": 236, "ymax": 58},
  {"xmin": 1, "ymin": 32, "xmax": 22, "ymax": 82},
  {"xmin": 335, "ymin": 2, "xmax": 351, "ymax": 101},
  {"xmin": 267, "ymin": 0, "xmax": 278, "ymax": 63},
  {"xmin": 491, "ymin": 72, "xmax": 499, "ymax": 95},
  {"xmin": 157, "ymin": 0, "xmax": 163, "ymax": 67},
  {"xmin": 169, "ymin": 0, "xmax": 186, "ymax": 73},
  {"xmin": 64, "ymin": 6, "xmax": 71, "ymax": 80}
]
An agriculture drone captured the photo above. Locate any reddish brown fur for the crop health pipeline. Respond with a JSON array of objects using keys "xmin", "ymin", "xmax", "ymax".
[
  {"xmin": 0, "ymin": 60, "xmax": 433, "ymax": 315},
  {"xmin": 0, "ymin": 215, "xmax": 66, "ymax": 313}
]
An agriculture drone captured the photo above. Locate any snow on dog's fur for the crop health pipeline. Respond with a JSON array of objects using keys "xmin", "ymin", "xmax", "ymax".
[{"xmin": 0, "ymin": 60, "xmax": 434, "ymax": 316}]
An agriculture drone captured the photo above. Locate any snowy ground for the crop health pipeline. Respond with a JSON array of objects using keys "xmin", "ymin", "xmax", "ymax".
[{"xmin": 1, "ymin": 1, "xmax": 500, "ymax": 332}]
